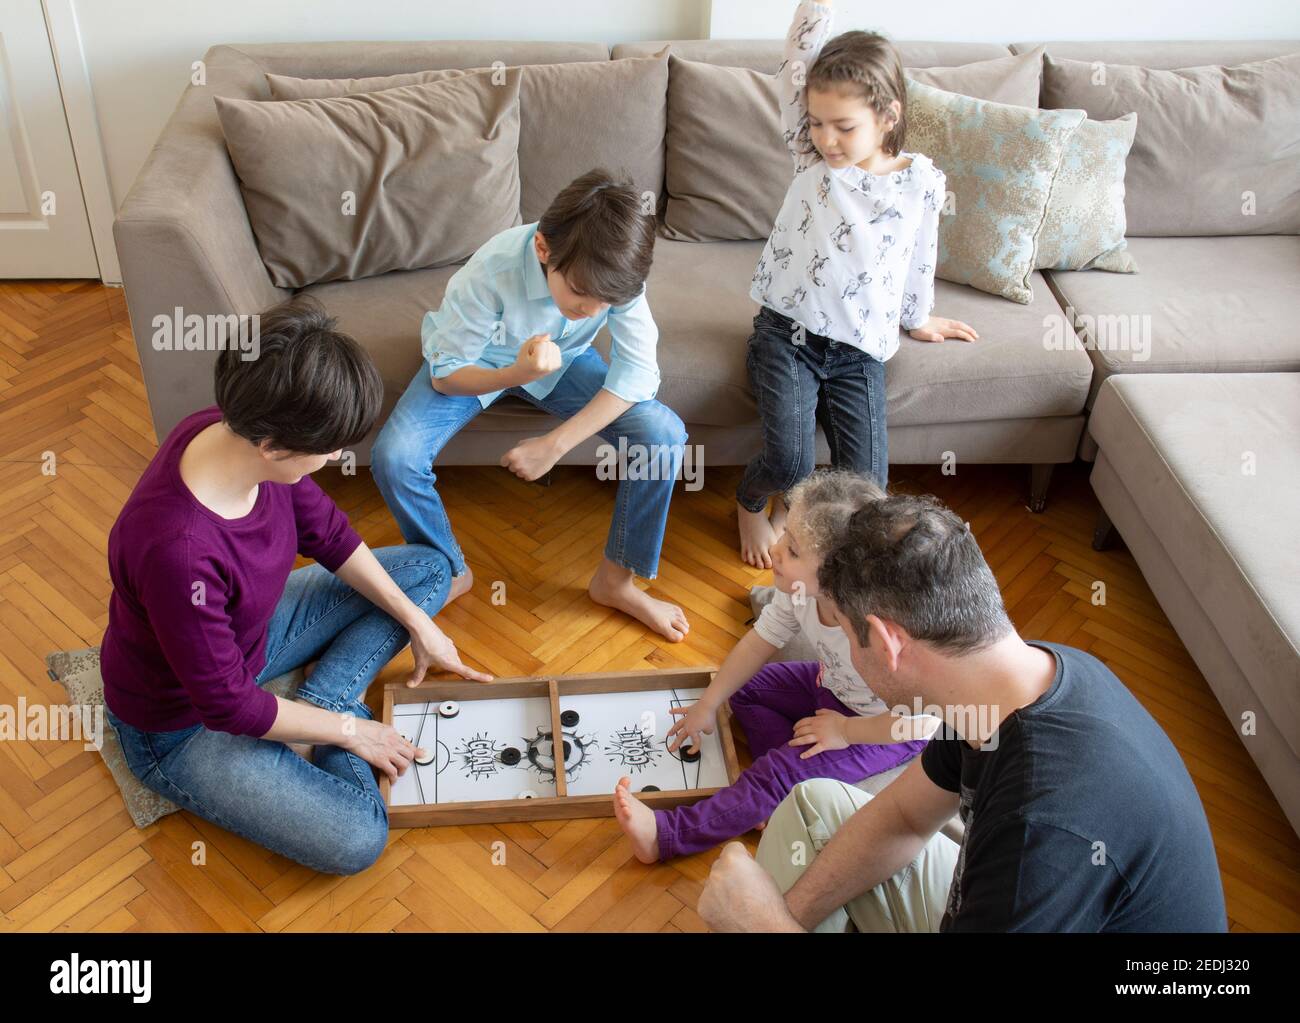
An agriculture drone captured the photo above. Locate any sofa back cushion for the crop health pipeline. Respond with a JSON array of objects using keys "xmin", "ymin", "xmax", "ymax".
[
  {"xmin": 267, "ymin": 54, "xmax": 668, "ymax": 223},
  {"xmin": 1041, "ymin": 52, "xmax": 1300, "ymax": 235},
  {"xmin": 661, "ymin": 48, "xmax": 1043, "ymax": 243},
  {"xmin": 215, "ymin": 70, "xmax": 522, "ymax": 288}
]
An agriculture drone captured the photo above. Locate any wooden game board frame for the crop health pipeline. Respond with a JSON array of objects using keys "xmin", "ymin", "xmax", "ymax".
[{"xmin": 380, "ymin": 667, "xmax": 740, "ymax": 827}]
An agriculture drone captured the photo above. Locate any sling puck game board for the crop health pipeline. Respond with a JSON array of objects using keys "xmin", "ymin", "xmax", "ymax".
[{"xmin": 380, "ymin": 667, "xmax": 740, "ymax": 826}]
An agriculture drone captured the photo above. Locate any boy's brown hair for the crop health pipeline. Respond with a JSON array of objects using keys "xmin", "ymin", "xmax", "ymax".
[
  {"xmin": 536, "ymin": 168, "xmax": 656, "ymax": 306},
  {"xmin": 805, "ymin": 31, "xmax": 908, "ymax": 158}
]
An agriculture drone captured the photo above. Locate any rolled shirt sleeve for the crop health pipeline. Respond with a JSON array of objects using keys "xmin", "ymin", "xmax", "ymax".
[
  {"xmin": 600, "ymin": 285, "xmax": 661, "ymax": 404},
  {"xmin": 421, "ymin": 270, "xmax": 504, "ymax": 381},
  {"xmin": 292, "ymin": 475, "xmax": 363, "ymax": 572},
  {"xmin": 139, "ymin": 539, "xmax": 280, "ymax": 737}
]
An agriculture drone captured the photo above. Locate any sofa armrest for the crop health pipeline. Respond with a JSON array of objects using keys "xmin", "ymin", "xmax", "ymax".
[{"xmin": 113, "ymin": 46, "xmax": 287, "ymax": 441}]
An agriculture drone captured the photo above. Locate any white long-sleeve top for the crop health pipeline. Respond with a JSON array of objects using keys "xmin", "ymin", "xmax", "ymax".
[{"xmin": 750, "ymin": 0, "xmax": 945, "ymax": 362}]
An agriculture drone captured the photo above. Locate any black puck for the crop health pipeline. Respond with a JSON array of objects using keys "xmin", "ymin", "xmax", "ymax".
[
  {"xmin": 679, "ymin": 743, "xmax": 701, "ymax": 763},
  {"xmin": 560, "ymin": 710, "xmax": 579, "ymax": 727},
  {"xmin": 500, "ymin": 747, "xmax": 522, "ymax": 766},
  {"xmin": 561, "ymin": 740, "xmax": 572, "ymax": 759},
  {"xmin": 641, "ymin": 785, "xmax": 660, "ymax": 793}
]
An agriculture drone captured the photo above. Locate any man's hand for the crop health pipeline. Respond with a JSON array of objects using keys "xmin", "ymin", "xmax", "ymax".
[
  {"xmin": 406, "ymin": 615, "xmax": 492, "ymax": 685},
  {"xmin": 513, "ymin": 333, "xmax": 562, "ymax": 382},
  {"xmin": 908, "ymin": 316, "xmax": 978, "ymax": 343},
  {"xmin": 698, "ymin": 843, "xmax": 804, "ymax": 932},
  {"xmin": 501, "ymin": 434, "xmax": 563, "ymax": 482},
  {"xmin": 789, "ymin": 708, "xmax": 851, "ymax": 758}
]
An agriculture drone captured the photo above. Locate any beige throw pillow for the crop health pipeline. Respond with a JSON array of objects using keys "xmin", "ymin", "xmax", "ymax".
[
  {"xmin": 215, "ymin": 69, "xmax": 523, "ymax": 288},
  {"xmin": 904, "ymin": 78, "xmax": 1085, "ymax": 303},
  {"xmin": 267, "ymin": 54, "xmax": 668, "ymax": 223},
  {"xmin": 661, "ymin": 48, "xmax": 1045, "ymax": 243},
  {"xmin": 1041, "ymin": 52, "xmax": 1300, "ymax": 236}
]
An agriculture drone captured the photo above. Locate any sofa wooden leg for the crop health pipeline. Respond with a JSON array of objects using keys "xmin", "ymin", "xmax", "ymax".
[
  {"xmin": 1028, "ymin": 463, "xmax": 1053, "ymax": 513},
  {"xmin": 1092, "ymin": 508, "xmax": 1116, "ymax": 551}
]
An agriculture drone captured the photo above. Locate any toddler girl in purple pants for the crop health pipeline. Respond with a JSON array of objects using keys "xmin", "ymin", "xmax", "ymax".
[{"xmin": 614, "ymin": 470, "xmax": 938, "ymax": 862}]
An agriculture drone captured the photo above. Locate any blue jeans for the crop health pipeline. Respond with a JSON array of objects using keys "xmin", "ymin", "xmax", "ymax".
[
  {"xmin": 371, "ymin": 346, "xmax": 687, "ymax": 579},
  {"xmin": 736, "ymin": 305, "xmax": 888, "ymax": 512},
  {"xmin": 104, "ymin": 544, "xmax": 452, "ymax": 875}
]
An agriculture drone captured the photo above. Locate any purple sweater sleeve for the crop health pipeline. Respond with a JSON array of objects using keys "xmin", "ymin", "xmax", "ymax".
[
  {"xmin": 291, "ymin": 476, "xmax": 363, "ymax": 572},
  {"xmin": 139, "ymin": 536, "xmax": 280, "ymax": 737}
]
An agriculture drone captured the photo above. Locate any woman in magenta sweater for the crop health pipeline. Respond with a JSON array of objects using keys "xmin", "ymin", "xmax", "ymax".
[{"xmin": 101, "ymin": 298, "xmax": 487, "ymax": 874}]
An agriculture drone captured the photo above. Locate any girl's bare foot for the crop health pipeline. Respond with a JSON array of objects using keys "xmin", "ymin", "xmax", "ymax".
[
  {"xmin": 737, "ymin": 501, "xmax": 778, "ymax": 569},
  {"xmin": 769, "ymin": 494, "xmax": 789, "ymax": 538},
  {"xmin": 614, "ymin": 776, "xmax": 661, "ymax": 863},
  {"xmin": 588, "ymin": 558, "xmax": 689, "ymax": 642}
]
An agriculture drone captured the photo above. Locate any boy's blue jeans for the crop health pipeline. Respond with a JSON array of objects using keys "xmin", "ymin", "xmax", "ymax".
[
  {"xmin": 104, "ymin": 544, "xmax": 452, "ymax": 876},
  {"xmin": 736, "ymin": 305, "xmax": 888, "ymax": 512},
  {"xmin": 372, "ymin": 347, "xmax": 687, "ymax": 580}
]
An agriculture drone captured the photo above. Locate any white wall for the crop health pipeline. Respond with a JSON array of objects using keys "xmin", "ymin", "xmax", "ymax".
[
  {"xmin": 67, "ymin": 0, "xmax": 710, "ymax": 211},
  {"xmin": 712, "ymin": 0, "xmax": 1300, "ymax": 42}
]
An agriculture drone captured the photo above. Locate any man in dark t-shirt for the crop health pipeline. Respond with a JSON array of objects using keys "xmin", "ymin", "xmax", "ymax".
[{"xmin": 696, "ymin": 489, "xmax": 1227, "ymax": 933}]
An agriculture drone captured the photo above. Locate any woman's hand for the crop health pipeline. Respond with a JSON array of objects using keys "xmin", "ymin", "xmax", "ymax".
[
  {"xmin": 908, "ymin": 316, "xmax": 978, "ymax": 343},
  {"xmin": 667, "ymin": 701, "xmax": 718, "ymax": 753},
  {"xmin": 406, "ymin": 615, "xmax": 492, "ymax": 685},
  {"xmin": 344, "ymin": 717, "xmax": 423, "ymax": 783},
  {"xmin": 789, "ymin": 708, "xmax": 851, "ymax": 759}
]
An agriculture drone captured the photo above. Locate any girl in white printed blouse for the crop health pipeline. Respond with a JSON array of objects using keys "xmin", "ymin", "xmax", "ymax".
[{"xmin": 737, "ymin": 0, "xmax": 978, "ymax": 568}]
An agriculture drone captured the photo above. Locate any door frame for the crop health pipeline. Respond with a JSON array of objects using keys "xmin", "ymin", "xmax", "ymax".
[{"xmin": 41, "ymin": 0, "xmax": 120, "ymax": 284}]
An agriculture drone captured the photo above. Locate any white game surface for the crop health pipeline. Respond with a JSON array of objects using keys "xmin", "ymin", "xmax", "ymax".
[{"xmin": 388, "ymin": 687, "xmax": 729, "ymax": 807}]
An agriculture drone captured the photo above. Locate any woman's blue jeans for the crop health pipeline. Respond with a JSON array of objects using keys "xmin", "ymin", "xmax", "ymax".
[{"xmin": 104, "ymin": 544, "xmax": 451, "ymax": 875}]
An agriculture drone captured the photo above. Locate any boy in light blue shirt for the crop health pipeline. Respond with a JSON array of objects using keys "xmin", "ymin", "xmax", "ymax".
[{"xmin": 372, "ymin": 170, "xmax": 691, "ymax": 642}]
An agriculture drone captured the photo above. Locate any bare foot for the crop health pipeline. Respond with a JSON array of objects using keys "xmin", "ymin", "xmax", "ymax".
[
  {"xmin": 614, "ymin": 776, "xmax": 661, "ymax": 863},
  {"xmin": 588, "ymin": 559, "xmax": 689, "ymax": 643},
  {"xmin": 737, "ymin": 501, "xmax": 778, "ymax": 569},
  {"xmin": 769, "ymin": 494, "xmax": 789, "ymax": 538},
  {"xmin": 441, "ymin": 565, "xmax": 474, "ymax": 610}
]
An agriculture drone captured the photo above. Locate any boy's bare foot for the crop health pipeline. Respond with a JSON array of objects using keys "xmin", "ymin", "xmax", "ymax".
[
  {"xmin": 588, "ymin": 558, "xmax": 689, "ymax": 642},
  {"xmin": 737, "ymin": 501, "xmax": 778, "ymax": 569},
  {"xmin": 442, "ymin": 565, "xmax": 474, "ymax": 610},
  {"xmin": 614, "ymin": 776, "xmax": 661, "ymax": 863}
]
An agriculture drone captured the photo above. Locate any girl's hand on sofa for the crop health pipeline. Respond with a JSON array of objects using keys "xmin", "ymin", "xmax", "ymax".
[
  {"xmin": 790, "ymin": 708, "xmax": 850, "ymax": 758},
  {"xmin": 908, "ymin": 316, "xmax": 978, "ymax": 343},
  {"xmin": 501, "ymin": 434, "xmax": 563, "ymax": 481}
]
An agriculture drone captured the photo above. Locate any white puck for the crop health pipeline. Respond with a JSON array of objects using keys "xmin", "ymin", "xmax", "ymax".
[
  {"xmin": 414, "ymin": 747, "xmax": 435, "ymax": 766},
  {"xmin": 438, "ymin": 701, "xmax": 460, "ymax": 718}
]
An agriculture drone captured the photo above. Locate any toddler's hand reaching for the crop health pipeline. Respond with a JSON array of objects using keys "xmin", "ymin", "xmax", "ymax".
[
  {"xmin": 667, "ymin": 702, "xmax": 717, "ymax": 754},
  {"xmin": 789, "ymin": 708, "xmax": 850, "ymax": 759}
]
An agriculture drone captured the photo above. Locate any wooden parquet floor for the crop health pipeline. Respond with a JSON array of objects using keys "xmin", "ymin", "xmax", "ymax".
[{"xmin": 0, "ymin": 279, "xmax": 1296, "ymax": 933}]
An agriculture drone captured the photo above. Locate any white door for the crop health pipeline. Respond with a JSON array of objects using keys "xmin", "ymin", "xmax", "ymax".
[{"xmin": 0, "ymin": 0, "xmax": 99, "ymax": 278}]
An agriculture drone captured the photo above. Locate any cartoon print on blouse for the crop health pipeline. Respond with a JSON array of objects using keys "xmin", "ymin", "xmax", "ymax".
[
  {"xmin": 770, "ymin": 245, "xmax": 794, "ymax": 270},
  {"xmin": 874, "ymin": 233, "xmax": 895, "ymax": 266},
  {"xmin": 814, "ymin": 639, "xmax": 859, "ymax": 696},
  {"xmin": 807, "ymin": 249, "xmax": 829, "ymax": 287},
  {"xmin": 841, "ymin": 271, "xmax": 872, "ymax": 301},
  {"xmin": 814, "ymin": 310, "xmax": 832, "ymax": 334},
  {"xmin": 799, "ymin": 201, "xmax": 814, "ymax": 236},
  {"xmin": 901, "ymin": 291, "xmax": 919, "ymax": 326},
  {"xmin": 780, "ymin": 285, "xmax": 807, "ymax": 311},
  {"xmin": 852, "ymin": 306, "xmax": 871, "ymax": 343},
  {"xmin": 868, "ymin": 205, "xmax": 902, "ymax": 225},
  {"xmin": 816, "ymin": 174, "xmax": 831, "ymax": 207},
  {"xmin": 792, "ymin": 12, "xmax": 823, "ymax": 50},
  {"xmin": 880, "ymin": 269, "xmax": 895, "ymax": 296},
  {"xmin": 830, "ymin": 217, "xmax": 854, "ymax": 252}
]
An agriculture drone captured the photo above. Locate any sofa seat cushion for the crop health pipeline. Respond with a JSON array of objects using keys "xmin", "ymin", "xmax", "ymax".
[
  {"xmin": 1088, "ymin": 373, "xmax": 1300, "ymax": 756},
  {"xmin": 304, "ymin": 241, "xmax": 1094, "ymax": 433},
  {"xmin": 1046, "ymin": 236, "xmax": 1300, "ymax": 400}
]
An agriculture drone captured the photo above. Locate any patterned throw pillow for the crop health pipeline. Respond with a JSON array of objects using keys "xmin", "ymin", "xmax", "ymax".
[
  {"xmin": 904, "ymin": 78, "xmax": 1086, "ymax": 304},
  {"xmin": 1037, "ymin": 113, "xmax": 1139, "ymax": 273}
]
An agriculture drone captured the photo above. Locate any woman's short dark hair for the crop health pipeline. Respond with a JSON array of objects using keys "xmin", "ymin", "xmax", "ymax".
[
  {"xmin": 803, "ymin": 31, "xmax": 908, "ymax": 158},
  {"xmin": 818, "ymin": 493, "xmax": 1014, "ymax": 655},
  {"xmin": 536, "ymin": 168, "xmax": 656, "ymax": 306},
  {"xmin": 213, "ymin": 295, "xmax": 383, "ymax": 455}
]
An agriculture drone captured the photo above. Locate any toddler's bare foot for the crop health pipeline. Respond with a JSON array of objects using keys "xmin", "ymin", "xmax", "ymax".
[
  {"xmin": 614, "ymin": 776, "xmax": 661, "ymax": 863},
  {"xmin": 588, "ymin": 559, "xmax": 689, "ymax": 642},
  {"xmin": 737, "ymin": 501, "xmax": 778, "ymax": 569}
]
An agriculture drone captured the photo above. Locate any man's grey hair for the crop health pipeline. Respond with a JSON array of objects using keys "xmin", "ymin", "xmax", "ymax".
[{"xmin": 817, "ymin": 492, "xmax": 1014, "ymax": 654}]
